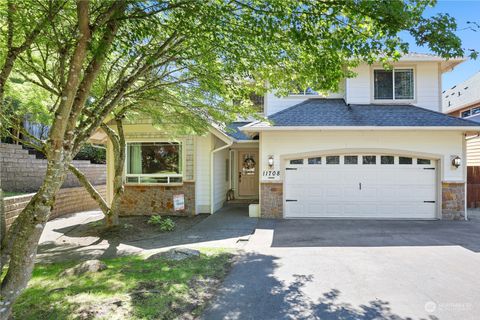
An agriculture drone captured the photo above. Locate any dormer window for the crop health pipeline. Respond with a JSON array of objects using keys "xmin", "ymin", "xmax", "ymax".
[
  {"xmin": 290, "ymin": 87, "xmax": 318, "ymax": 96},
  {"xmin": 374, "ymin": 68, "xmax": 414, "ymax": 101}
]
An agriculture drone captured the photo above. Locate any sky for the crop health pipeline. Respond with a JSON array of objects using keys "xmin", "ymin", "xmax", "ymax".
[{"xmin": 402, "ymin": 0, "xmax": 480, "ymax": 90}]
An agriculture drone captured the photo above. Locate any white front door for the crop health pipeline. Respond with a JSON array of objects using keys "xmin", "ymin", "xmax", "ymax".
[{"xmin": 284, "ymin": 155, "xmax": 437, "ymax": 219}]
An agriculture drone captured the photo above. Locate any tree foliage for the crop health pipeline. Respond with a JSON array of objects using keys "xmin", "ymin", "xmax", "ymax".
[{"xmin": 0, "ymin": 0, "xmax": 474, "ymax": 317}]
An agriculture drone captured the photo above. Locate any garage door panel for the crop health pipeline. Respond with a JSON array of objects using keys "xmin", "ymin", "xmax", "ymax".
[{"xmin": 284, "ymin": 156, "xmax": 437, "ymax": 219}]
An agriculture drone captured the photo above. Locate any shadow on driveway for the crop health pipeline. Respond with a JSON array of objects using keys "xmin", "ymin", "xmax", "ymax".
[
  {"xmin": 202, "ymin": 252, "xmax": 439, "ymax": 320},
  {"xmin": 37, "ymin": 204, "xmax": 257, "ymax": 262}
]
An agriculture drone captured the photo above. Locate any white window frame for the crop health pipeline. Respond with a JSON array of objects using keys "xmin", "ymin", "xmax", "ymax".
[
  {"xmin": 124, "ymin": 141, "xmax": 184, "ymax": 185},
  {"xmin": 372, "ymin": 67, "xmax": 416, "ymax": 103}
]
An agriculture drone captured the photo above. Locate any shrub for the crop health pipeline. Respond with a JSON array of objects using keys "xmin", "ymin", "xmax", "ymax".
[
  {"xmin": 74, "ymin": 144, "xmax": 106, "ymax": 164},
  {"xmin": 147, "ymin": 215, "xmax": 176, "ymax": 232}
]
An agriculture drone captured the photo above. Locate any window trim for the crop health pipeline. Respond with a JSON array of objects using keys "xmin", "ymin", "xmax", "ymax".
[
  {"xmin": 371, "ymin": 66, "xmax": 416, "ymax": 103},
  {"xmin": 124, "ymin": 140, "xmax": 184, "ymax": 185}
]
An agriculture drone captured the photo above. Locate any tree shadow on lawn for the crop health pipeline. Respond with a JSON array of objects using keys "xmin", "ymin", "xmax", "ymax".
[
  {"xmin": 13, "ymin": 252, "xmax": 234, "ymax": 320},
  {"xmin": 203, "ymin": 252, "xmax": 439, "ymax": 320}
]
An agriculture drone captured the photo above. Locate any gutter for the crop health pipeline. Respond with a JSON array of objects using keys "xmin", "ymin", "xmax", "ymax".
[
  {"xmin": 240, "ymin": 125, "xmax": 480, "ymax": 132},
  {"xmin": 210, "ymin": 140, "xmax": 233, "ymax": 214}
]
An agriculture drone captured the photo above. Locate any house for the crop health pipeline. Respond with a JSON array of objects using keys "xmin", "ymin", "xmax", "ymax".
[
  {"xmin": 443, "ymin": 71, "xmax": 480, "ymax": 207},
  {"xmin": 94, "ymin": 53, "xmax": 480, "ymax": 221}
]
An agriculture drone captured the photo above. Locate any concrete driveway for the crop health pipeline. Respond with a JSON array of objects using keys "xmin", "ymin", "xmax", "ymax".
[{"xmin": 203, "ymin": 212, "xmax": 480, "ymax": 320}]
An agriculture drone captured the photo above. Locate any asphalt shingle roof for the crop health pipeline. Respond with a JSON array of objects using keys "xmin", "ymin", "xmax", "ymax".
[
  {"xmin": 225, "ymin": 121, "xmax": 253, "ymax": 140},
  {"xmin": 267, "ymin": 99, "xmax": 480, "ymax": 127}
]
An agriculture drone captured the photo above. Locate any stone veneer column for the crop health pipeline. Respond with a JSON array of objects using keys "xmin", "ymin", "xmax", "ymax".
[
  {"xmin": 442, "ymin": 182, "xmax": 465, "ymax": 220},
  {"xmin": 260, "ymin": 182, "xmax": 283, "ymax": 219},
  {"xmin": 119, "ymin": 181, "xmax": 195, "ymax": 216}
]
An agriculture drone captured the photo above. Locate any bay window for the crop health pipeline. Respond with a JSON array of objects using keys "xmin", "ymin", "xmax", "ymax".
[
  {"xmin": 126, "ymin": 142, "xmax": 182, "ymax": 184},
  {"xmin": 374, "ymin": 68, "xmax": 414, "ymax": 101}
]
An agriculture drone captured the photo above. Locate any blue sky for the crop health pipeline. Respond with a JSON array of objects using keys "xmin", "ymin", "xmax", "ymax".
[{"xmin": 403, "ymin": 0, "xmax": 480, "ymax": 90}]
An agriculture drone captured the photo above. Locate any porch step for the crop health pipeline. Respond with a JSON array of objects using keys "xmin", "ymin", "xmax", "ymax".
[{"xmin": 227, "ymin": 199, "xmax": 259, "ymax": 205}]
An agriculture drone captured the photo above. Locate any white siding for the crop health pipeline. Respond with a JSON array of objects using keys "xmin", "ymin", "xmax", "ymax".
[
  {"xmin": 260, "ymin": 130, "xmax": 465, "ymax": 183},
  {"xmin": 346, "ymin": 62, "xmax": 441, "ymax": 111},
  {"xmin": 195, "ymin": 134, "xmax": 212, "ymax": 213},
  {"xmin": 443, "ymin": 71, "xmax": 480, "ymax": 113},
  {"xmin": 345, "ymin": 64, "xmax": 371, "ymax": 104},
  {"xmin": 213, "ymin": 148, "xmax": 229, "ymax": 212},
  {"xmin": 416, "ymin": 62, "xmax": 441, "ymax": 111},
  {"xmin": 265, "ymin": 81, "xmax": 345, "ymax": 116}
]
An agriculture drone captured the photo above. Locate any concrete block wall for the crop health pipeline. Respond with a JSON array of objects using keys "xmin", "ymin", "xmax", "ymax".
[
  {"xmin": 0, "ymin": 143, "xmax": 106, "ymax": 192},
  {"xmin": 4, "ymin": 185, "xmax": 107, "ymax": 230}
]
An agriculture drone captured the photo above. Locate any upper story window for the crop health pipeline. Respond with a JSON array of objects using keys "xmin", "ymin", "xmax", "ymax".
[
  {"xmin": 461, "ymin": 110, "xmax": 471, "ymax": 118},
  {"xmin": 126, "ymin": 142, "xmax": 182, "ymax": 184},
  {"xmin": 290, "ymin": 87, "xmax": 318, "ymax": 96},
  {"xmin": 374, "ymin": 68, "xmax": 414, "ymax": 101}
]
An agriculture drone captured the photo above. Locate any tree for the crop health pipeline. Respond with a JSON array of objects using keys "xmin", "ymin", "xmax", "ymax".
[{"xmin": 0, "ymin": 0, "xmax": 472, "ymax": 317}]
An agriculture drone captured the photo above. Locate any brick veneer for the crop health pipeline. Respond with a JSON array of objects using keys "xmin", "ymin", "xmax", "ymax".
[
  {"xmin": 119, "ymin": 181, "xmax": 195, "ymax": 216},
  {"xmin": 442, "ymin": 182, "xmax": 466, "ymax": 220},
  {"xmin": 5, "ymin": 185, "xmax": 107, "ymax": 230},
  {"xmin": 260, "ymin": 182, "xmax": 283, "ymax": 219}
]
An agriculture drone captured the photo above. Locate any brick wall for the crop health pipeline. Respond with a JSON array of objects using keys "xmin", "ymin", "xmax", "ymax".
[
  {"xmin": 260, "ymin": 182, "xmax": 283, "ymax": 219},
  {"xmin": 0, "ymin": 143, "xmax": 106, "ymax": 192},
  {"xmin": 442, "ymin": 182, "xmax": 466, "ymax": 220},
  {"xmin": 119, "ymin": 182, "xmax": 195, "ymax": 216},
  {"xmin": 4, "ymin": 185, "xmax": 107, "ymax": 230}
]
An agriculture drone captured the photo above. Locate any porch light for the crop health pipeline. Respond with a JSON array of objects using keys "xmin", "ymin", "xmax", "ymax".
[
  {"xmin": 452, "ymin": 156, "xmax": 461, "ymax": 168},
  {"xmin": 268, "ymin": 155, "xmax": 274, "ymax": 168}
]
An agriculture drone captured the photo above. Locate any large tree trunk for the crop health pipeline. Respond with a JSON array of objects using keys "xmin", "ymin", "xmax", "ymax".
[
  {"xmin": 0, "ymin": 159, "xmax": 68, "ymax": 319},
  {"xmin": 68, "ymin": 118, "xmax": 125, "ymax": 228}
]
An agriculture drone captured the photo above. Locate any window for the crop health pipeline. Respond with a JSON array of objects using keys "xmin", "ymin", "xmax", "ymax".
[
  {"xmin": 290, "ymin": 87, "xmax": 318, "ymax": 96},
  {"xmin": 126, "ymin": 142, "xmax": 182, "ymax": 184},
  {"xmin": 362, "ymin": 155, "xmax": 376, "ymax": 165},
  {"xmin": 381, "ymin": 156, "xmax": 394, "ymax": 165},
  {"xmin": 462, "ymin": 110, "xmax": 471, "ymax": 118},
  {"xmin": 326, "ymin": 156, "xmax": 340, "ymax": 164},
  {"xmin": 374, "ymin": 68, "xmax": 414, "ymax": 100},
  {"xmin": 308, "ymin": 157, "xmax": 322, "ymax": 164},
  {"xmin": 399, "ymin": 157, "xmax": 413, "ymax": 165},
  {"xmin": 344, "ymin": 155, "xmax": 358, "ymax": 165},
  {"xmin": 417, "ymin": 158, "xmax": 431, "ymax": 165},
  {"xmin": 290, "ymin": 159, "xmax": 304, "ymax": 165},
  {"xmin": 473, "ymin": 107, "xmax": 480, "ymax": 115}
]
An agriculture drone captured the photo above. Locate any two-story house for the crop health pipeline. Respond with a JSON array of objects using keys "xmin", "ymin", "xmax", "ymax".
[
  {"xmin": 93, "ymin": 53, "xmax": 480, "ymax": 221},
  {"xmin": 443, "ymin": 70, "xmax": 480, "ymax": 207}
]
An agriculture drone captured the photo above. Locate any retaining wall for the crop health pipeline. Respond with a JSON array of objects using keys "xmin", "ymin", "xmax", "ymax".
[
  {"xmin": 0, "ymin": 143, "xmax": 106, "ymax": 192},
  {"xmin": 4, "ymin": 185, "xmax": 106, "ymax": 230}
]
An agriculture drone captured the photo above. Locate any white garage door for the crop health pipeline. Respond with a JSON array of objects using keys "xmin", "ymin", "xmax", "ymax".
[{"xmin": 284, "ymin": 155, "xmax": 437, "ymax": 219}]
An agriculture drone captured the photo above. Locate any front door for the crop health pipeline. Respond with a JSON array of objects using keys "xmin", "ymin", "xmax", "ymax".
[{"xmin": 238, "ymin": 150, "xmax": 259, "ymax": 196}]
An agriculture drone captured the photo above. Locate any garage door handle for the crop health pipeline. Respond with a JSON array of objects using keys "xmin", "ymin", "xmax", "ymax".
[
  {"xmin": 285, "ymin": 199, "xmax": 298, "ymax": 202},
  {"xmin": 359, "ymin": 182, "xmax": 362, "ymax": 190},
  {"xmin": 423, "ymin": 201, "xmax": 436, "ymax": 203}
]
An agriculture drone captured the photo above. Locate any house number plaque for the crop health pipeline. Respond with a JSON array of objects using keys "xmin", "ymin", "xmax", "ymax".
[{"xmin": 262, "ymin": 170, "xmax": 280, "ymax": 179}]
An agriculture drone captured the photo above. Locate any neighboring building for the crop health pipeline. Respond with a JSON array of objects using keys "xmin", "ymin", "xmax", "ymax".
[
  {"xmin": 443, "ymin": 71, "xmax": 480, "ymax": 207},
  {"xmin": 94, "ymin": 53, "xmax": 480, "ymax": 220}
]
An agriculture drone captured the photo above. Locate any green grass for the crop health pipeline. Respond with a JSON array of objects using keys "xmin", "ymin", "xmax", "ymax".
[
  {"xmin": 12, "ymin": 249, "xmax": 233, "ymax": 320},
  {"xmin": 3, "ymin": 191, "xmax": 29, "ymax": 198}
]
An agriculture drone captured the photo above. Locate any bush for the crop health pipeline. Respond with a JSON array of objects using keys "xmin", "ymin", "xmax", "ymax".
[
  {"xmin": 75, "ymin": 144, "xmax": 106, "ymax": 164},
  {"xmin": 147, "ymin": 215, "xmax": 176, "ymax": 232}
]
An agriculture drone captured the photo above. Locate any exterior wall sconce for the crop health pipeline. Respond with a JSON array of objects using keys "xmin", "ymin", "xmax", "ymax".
[
  {"xmin": 452, "ymin": 156, "xmax": 461, "ymax": 168},
  {"xmin": 268, "ymin": 155, "xmax": 274, "ymax": 168}
]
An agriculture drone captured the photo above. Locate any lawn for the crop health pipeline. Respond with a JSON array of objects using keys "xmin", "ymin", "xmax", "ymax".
[
  {"xmin": 3, "ymin": 191, "xmax": 29, "ymax": 198},
  {"xmin": 12, "ymin": 250, "xmax": 233, "ymax": 320}
]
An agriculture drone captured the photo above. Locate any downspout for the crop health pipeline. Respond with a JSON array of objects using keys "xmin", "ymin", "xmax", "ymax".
[{"xmin": 210, "ymin": 140, "xmax": 233, "ymax": 214}]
